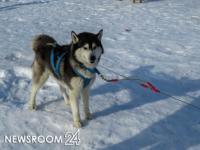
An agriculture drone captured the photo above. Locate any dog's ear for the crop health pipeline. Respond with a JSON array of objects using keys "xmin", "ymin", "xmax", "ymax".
[
  {"xmin": 97, "ymin": 29, "xmax": 103, "ymax": 41},
  {"xmin": 71, "ymin": 31, "xmax": 79, "ymax": 44}
]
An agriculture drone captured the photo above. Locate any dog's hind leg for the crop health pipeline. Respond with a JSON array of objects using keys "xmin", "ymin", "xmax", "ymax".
[
  {"xmin": 29, "ymin": 60, "xmax": 49, "ymax": 110},
  {"xmin": 59, "ymin": 85, "xmax": 69, "ymax": 105}
]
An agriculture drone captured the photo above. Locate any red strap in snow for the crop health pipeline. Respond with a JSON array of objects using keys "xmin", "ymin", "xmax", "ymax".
[
  {"xmin": 108, "ymin": 79, "xmax": 119, "ymax": 83},
  {"xmin": 140, "ymin": 82, "xmax": 160, "ymax": 93}
]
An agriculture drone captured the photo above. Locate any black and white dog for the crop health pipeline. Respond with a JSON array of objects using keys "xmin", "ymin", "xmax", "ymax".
[{"xmin": 29, "ymin": 30, "xmax": 104, "ymax": 128}]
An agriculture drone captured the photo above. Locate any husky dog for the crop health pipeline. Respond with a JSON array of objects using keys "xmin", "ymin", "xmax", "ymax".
[{"xmin": 29, "ymin": 30, "xmax": 104, "ymax": 128}]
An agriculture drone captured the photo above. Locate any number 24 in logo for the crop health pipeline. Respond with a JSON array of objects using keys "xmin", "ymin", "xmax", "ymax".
[{"xmin": 64, "ymin": 130, "xmax": 80, "ymax": 146}]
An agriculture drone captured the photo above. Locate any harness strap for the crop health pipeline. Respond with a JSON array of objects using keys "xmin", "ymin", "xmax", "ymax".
[
  {"xmin": 73, "ymin": 66, "xmax": 99, "ymax": 88},
  {"xmin": 80, "ymin": 64, "xmax": 98, "ymax": 74},
  {"xmin": 73, "ymin": 69, "xmax": 92, "ymax": 88},
  {"xmin": 50, "ymin": 44, "xmax": 66, "ymax": 78}
]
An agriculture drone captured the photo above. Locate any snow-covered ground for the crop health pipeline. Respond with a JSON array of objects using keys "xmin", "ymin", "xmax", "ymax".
[{"xmin": 0, "ymin": 0, "xmax": 200, "ymax": 149}]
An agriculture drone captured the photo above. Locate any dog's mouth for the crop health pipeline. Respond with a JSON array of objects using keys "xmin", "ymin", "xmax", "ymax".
[
  {"xmin": 85, "ymin": 62, "xmax": 97, "ymax": 68},
  {"xmin": 84, "ymin": 59, "xmax": 99, "ymax": 68}
]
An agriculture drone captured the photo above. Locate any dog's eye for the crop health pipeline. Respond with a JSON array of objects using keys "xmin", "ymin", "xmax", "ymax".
[
  {"xmin": 93, "ymin": 46, "xmax": 97, "ymax": 50},
  {"xmin": 84, "ymin": 47, "xmax": 87, "ymax": 50}
]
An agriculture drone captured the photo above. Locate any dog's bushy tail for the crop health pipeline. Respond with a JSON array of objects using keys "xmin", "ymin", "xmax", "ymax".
[{"xmin": 31, "ymin": 34, "xmax": 56, "ymax": 53}]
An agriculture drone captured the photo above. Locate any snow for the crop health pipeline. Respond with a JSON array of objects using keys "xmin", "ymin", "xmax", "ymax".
[{"xmin": 0, "ymin": 0, "xmax": 200, "ymax": 149}]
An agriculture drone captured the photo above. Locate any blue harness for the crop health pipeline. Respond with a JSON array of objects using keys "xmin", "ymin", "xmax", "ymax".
[
  {"xmin": 50, "ymin": 45, "xmax": 99, "ymax": 88},
  {"xmin": 73, "ymin": 64, "xmax": 99, "ymax": 88},
  {"xmin": 50, "ymin": 45, "xmax": 66, "ymax": 78}
]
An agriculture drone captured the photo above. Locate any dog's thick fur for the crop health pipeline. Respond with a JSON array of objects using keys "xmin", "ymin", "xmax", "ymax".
[{"xmin": 29, "ymin": 30, "xmax": 104, "ymax": 128}]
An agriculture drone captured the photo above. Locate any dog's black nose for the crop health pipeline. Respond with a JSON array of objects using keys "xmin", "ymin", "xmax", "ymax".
[{"xmin": 90, "ymin": 55, "xmax": 96, "ymax": 63}]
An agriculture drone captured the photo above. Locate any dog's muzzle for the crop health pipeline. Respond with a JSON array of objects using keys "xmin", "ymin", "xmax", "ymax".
[{"xmin": 90, "ymin": 55, "xmax": 96, "ymax": 63}]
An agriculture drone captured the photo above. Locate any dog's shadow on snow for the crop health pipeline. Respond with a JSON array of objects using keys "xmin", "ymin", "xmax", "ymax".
[
  {"xmin": 37, "ymin": 98, "xmax": 62, "ymax": 111},
  {"xmin": 91, "ymin": 65, "xmax": 200, "ymax": 149},
  {"xmin": 92, "ymin": 65, "xmax": 200, "ymax": 118}
]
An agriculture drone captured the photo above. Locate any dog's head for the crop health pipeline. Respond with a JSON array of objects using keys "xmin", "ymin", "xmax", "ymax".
[{"xmin": 71, "ymin": 30, "xmax": 104, "ymax": 68}]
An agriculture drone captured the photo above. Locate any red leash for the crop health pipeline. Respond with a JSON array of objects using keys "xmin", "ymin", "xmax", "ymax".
[
  {"xmin": 140, "ymin": 82, "xmax": 160, "ymax": 93},
  {"xmin": 99, "ymin": 73, "xmax": 160, "ymax": 93},
  {"xmin": 96, "ymin": 68, "xmax": 200, "ymax": 112}
]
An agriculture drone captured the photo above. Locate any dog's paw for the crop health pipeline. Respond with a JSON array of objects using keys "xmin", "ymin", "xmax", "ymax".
[
  {"xmin": 64, "ymin": 100, "xmax": 70, "ymax": 106},
  {"xmin": 29, "ymin": 104, "xmax": 37, "ymax": 111},
  {"xmin": 73, "ymin": 121, "xmax": 82, "ymax": 128},
  {"xmin": 86, "ymin": 113, "xmax": 92, "ymax": 120}
]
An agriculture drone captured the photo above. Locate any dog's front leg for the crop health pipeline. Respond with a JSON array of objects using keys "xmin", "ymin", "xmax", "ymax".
[
  {"xmin": 69, "ymin": 89, "xmax": 81, "ymax": 128},
  {"xmin": 69, "ymin": 78, "xmax": 82, "ymax": 128},
  {"xmin": 82, "ymin": 89, "xmax": 92, "ymax": 120}
]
